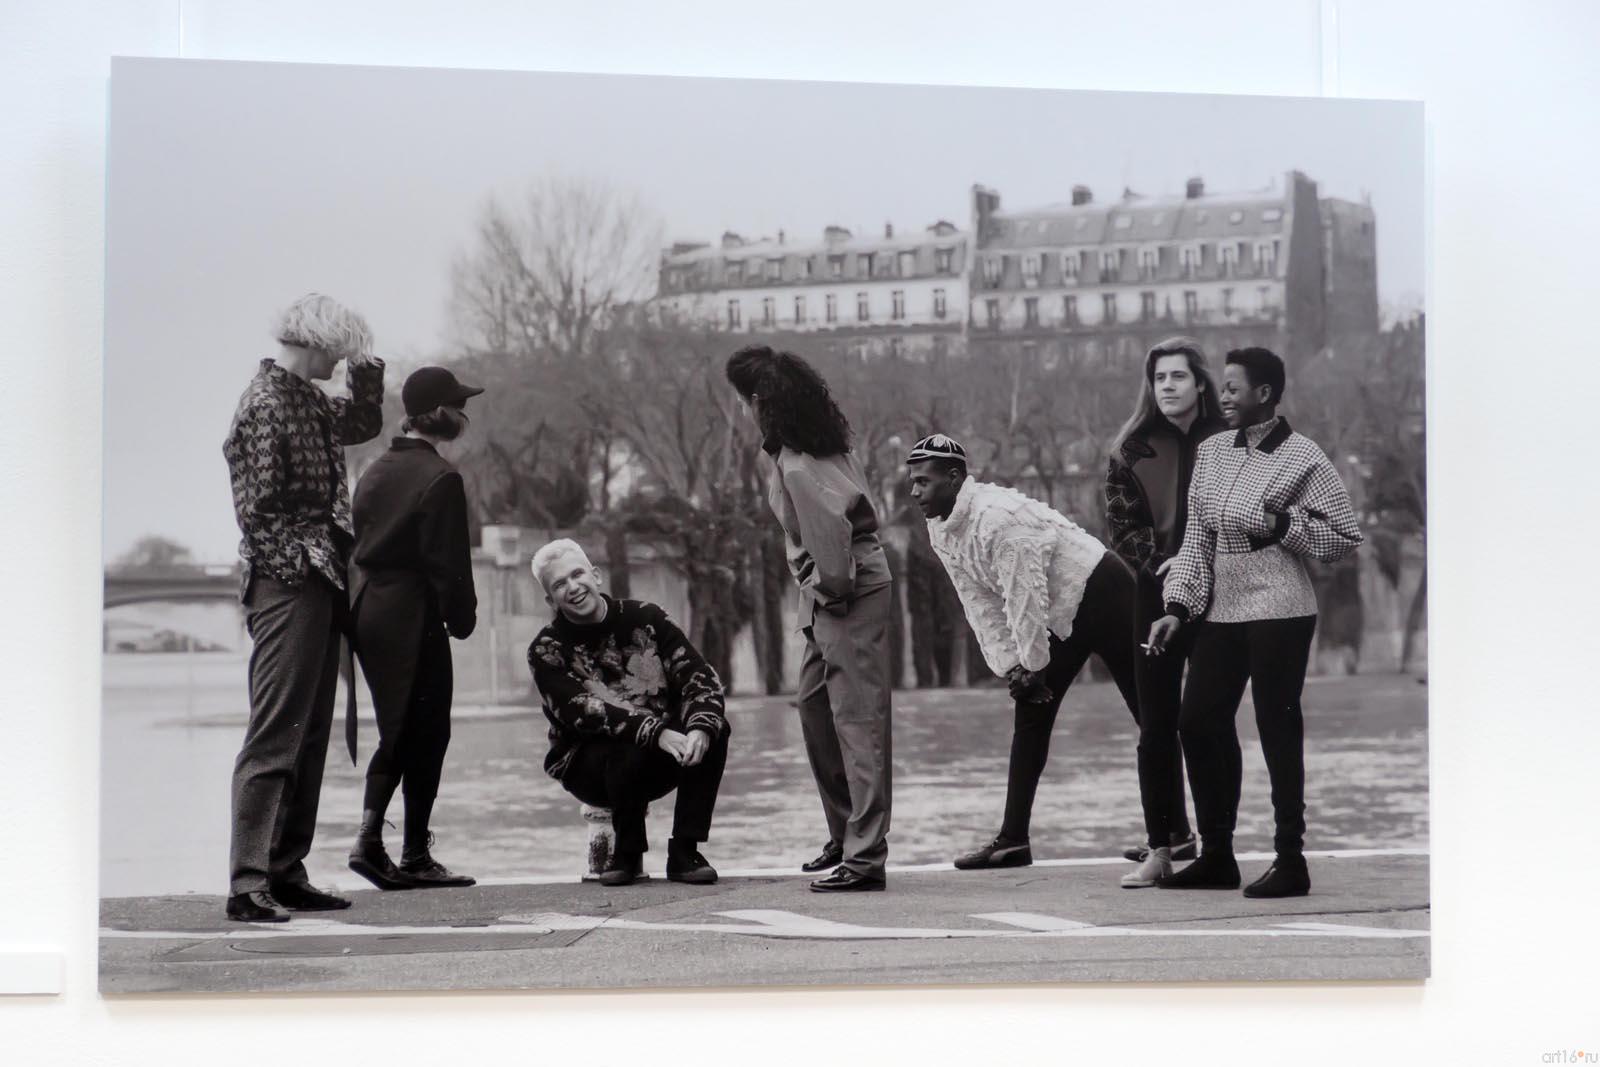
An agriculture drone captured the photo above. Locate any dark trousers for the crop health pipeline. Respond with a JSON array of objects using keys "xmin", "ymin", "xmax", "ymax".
[
  {"xmin": 1178, "ymin": 614, "xmax": 1318, "ymax": 856},
  {"xmin": 798, "ymin": 583, "xmax": 894, "ymax": 878},
  {"xmin": 999, "ymin": 552, "xmax": 1141, "ymax": 841},
  {"xmin": 229, "ymin": 575, "xmax": 342, "ymax": 895},
  {"xmin": 1132, "ymin": 567, "xmax": 1194, "ymax": 848},
  {"xmin": 358, "ymin": 617, "xmax": 453, "ymax": 815},
  {"xmin": 561, "ymin": 729, "xmax": 729, "ymax": 856}
]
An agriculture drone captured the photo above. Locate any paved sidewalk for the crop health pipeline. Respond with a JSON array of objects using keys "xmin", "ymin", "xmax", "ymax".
[{"xmin": 100, "ymin": 849, "xmax": 1429, "ymax": 993}]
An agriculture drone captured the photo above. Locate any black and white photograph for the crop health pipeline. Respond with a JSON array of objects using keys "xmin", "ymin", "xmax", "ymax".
[{"xmin": 97, "ymin": 57, "xmax": 1427, "ymax": 993}]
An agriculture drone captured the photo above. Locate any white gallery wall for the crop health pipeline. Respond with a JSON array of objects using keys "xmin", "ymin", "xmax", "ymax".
[{"xmin": 3, "ymin": 0, "xmax": 1597, "ymax": 1062}]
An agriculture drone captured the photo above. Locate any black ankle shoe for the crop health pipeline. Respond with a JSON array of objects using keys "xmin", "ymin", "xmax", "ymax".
[
  {"xmin": 399, "ymin": 832, "xmax": 476, "ymax": 888},
  {"xmin": 1242, "ymin": 855, "xmax": 1311, "ymax": 898},
  {"xmin": 348, "ymin": 837, "xmax": 415, "ymax": 891},
  {"xmin": 801, "ymin": 841, "xmax": 843, "ymax": 873},
  {"xmin": 598, "ymin": 851, "xmax": 645, "ymax": 887},
  {"xmin": 226, "ymin": 890, "xmax": 289, "ymax": 923},
  {"xmin": 1156, "ymin": 850, "xmax": 1241, "ymax": 890},
  {"xmin": 953, "ymin": 835, "xmax": 1032, "ymax": 870},
  {"xmin": 667, "ymin": 843, "xmax": 718, "ymax": 885}
]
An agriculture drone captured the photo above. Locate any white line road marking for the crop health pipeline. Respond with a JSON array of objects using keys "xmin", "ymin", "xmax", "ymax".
[{"xmin": 101, "ymin": 910, "xmax": 1426, "ymax": 944}]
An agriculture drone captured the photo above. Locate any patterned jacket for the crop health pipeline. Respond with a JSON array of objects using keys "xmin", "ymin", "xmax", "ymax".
[
  {"xmin": 926, "ymin": 478, "xmax": 1107, "ymax": 675},
  {"xmin": 1104, "ymin": 414, "xmax": 1226, "ymax": 578},
  {"xmin": 223, "ymin": 358, "xmax": 385, "ymax": 598},
  {"xmin": 1162, "ymin": 417, "xmax": 1363, "ymax": 624},
  {"xmin": 528, "ymin": 596, "xmax": 729, "ymax": 780}
]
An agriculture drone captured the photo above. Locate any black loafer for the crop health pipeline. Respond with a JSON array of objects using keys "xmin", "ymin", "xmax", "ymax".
[
  {"xmin": 226, "ymin": 890, "xmax": 290, "ymax": 923},
  {"xmin": 269, "ymin": 881, "xmax": 352, "ymax": 911},
  {"xmin": 801, "ymin": 841, "xmax": 844, "ymax": 873},
  {"xmin": 953, "ymin": 836, "xmax": 1032, "ymax": 870},
  {"xmin": 809, "ymin": 867, "xmax": 886, "ymax": 893},
  {"xmin": 1155, "ymin": 851, "xmax": 1241, "ymax": 890}
]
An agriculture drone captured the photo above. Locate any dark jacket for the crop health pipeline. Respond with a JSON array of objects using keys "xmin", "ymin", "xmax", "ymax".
[
  {"xmin": 527, "ymin": 595, "xmax": 728, "ymax": 780},
  {"xmin": 350, "ymin": 437, "xmax": 478, "ymax": 640},
  {"xmin": 1104, "ymin": 413, "xmax": 1225, "ymax": 578}
]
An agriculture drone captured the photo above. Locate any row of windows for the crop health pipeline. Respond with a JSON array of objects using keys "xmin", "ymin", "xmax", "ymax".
[
  {"xmin": 977, "ymin": 239, "xmax": 1281, "ymax": 289},
  {"xmin": 680, "ymin": 246, "xmax": 960, "ymax": 290},
  {"xmin": 726, "ymin": 288, "xmax": 951, "ymax": 328},
  {"xmin": 981, "ymin": 286, "xmax": 1279, "ymax": 328}
]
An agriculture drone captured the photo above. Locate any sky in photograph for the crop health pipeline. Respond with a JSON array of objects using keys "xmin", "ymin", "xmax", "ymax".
[{"xmin": 104, "ymin": 59, "xmax": 1423, "ymax": 563}]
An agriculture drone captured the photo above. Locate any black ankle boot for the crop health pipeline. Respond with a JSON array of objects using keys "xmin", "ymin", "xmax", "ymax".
[
  {"xmin": 1243, "ymin": 853, "xmax": 1311, "ymax": 898},
  {"xmin": 1156, "ymin": 848, "xmax": 1241, "ymax": 889},
  {"xmin": 347, "ymin": 810, "xmax": 413, "ymax": 891}
]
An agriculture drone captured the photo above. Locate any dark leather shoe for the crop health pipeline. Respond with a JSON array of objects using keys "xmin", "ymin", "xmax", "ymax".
[
  {"xmin": 1156, "ymin": 850, "xmax": 1241, "ymax": 890},
  {"xmin": 953, "ymin": 835, "xmax": 1032, "ymax": 870},
  {"xmin": 666, "ymin": 847, "xmax": 718, "ymax": 885},
  {"xmin": 349, "ymin": 838, "xmax": 416, "ymax": 891},
  {"xmin": 1242, "ymin": 855, "xmax": 1311, "ymax": 898},
  {"xmin": 399, "ymin": 856, "xmax": 476, "ymax": 888},
  {"xmin": 1123, "ymin": 831, "xmax": 1198, "ymax": 863},
  {"xmin": 809, "ymin": 867, "xmax": 886, "ymax": 893},
  {"xmin": 269, "ymin": 881, "xmax": 352, "ymax": 911},
  {"xmin": 226, "ymin": 890, "xmax": 290, "ymax": 923},
  {"xmin": 598, "ymin": 852, "xmax": 645, "ymax": 887},
  {"xmin": 801, "ymin": 841, "xmax": 843, "ymax": 873}
]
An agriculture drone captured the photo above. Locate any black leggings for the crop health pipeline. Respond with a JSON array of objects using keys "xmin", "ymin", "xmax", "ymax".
[
  {"xmin": 361, "ymin": 621, "xmax": 453, "ymax": 823},
  {"xmin": 999, "ymin": 552, "xmax": 1141, "ymax": 841},
  {"xmin": 1132, "ymin": 567, "xmax": 1193, "ymax": 848},
  {"xmin": 1178, "ymin": 615, "xmax": 1317, "ymax": 856}
]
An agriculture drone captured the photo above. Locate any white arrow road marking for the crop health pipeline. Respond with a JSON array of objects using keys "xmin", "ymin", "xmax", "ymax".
[{"xmin": 101, "ymin": 911, "xmax": 1426, "ymax": 943}]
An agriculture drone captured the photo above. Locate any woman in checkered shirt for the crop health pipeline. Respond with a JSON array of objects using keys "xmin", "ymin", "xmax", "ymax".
[{"xmin": 1145, "ymin": 347, "xmax": 1363, "ymax": 899}]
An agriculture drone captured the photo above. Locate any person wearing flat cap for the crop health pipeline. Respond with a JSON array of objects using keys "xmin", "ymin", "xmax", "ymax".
[
  {"xmin": 346, "ymin": 366, "xmax": 483, "ymax": 891},
  {"xmin": 904, "ymin": 433, "xmax": 1143, "ymax": 876}
]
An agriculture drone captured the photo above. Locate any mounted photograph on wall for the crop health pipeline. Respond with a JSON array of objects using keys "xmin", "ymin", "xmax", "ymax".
[{"xmin": 99, "ymin": 57, "xmax": 1427, "ymax": 993}]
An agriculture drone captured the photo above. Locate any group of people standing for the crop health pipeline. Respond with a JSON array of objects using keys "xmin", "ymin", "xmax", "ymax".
[{"xmin": 218, "ymin": 292, "xmax": 1360, "ymax": 924}]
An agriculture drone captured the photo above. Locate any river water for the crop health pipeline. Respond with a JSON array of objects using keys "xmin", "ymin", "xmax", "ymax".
[{"xmin": 101, "ymin": 652, "xmax": 1428, "ymax": 897}]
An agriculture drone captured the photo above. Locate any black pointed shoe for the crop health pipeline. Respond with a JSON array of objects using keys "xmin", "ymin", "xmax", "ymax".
[
  {"xmin": 226, "ymin": 890, "xmax": 290, "ymax": 923},
  {"xmin": 809, "ymin": 867, "xmax": 886, "ymax": 893},
  {"xmin": 1155, "ymin": 850, "xmax": 1242, "ymax": 890},
  {"xmin": 801, "ymin": 840, "xmax": 844, "ymax": 873},
  {"xmin": 953, "ymin": 835, "xmax": 1032, "ymax": 870},
  {"xmin": 348, "ymin": 836, "xmax": 416, "ymax": 891},
  {"xmin": 269, "ymin": 881, "xmax": 352, "ymax": 911},
  {"xmin": 1242, "ymin": 855, "xmax": 1311, "ymax": 898},
  {"xmin": 399, "ymin": 833, "xmax": 477, "ymax": 888}
]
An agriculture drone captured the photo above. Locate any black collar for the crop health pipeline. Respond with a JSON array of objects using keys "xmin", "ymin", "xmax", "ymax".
[
  {"xmin": 390, "ymin": 437, "xmax": 438, "ymax": 453},
  {"xmin": 761, "ymin": 433, "xmax": 783, "ymax": 457},
  {"xmin": 1232, "ymin": 416, "xmax": 1292, "ymax": 453}
]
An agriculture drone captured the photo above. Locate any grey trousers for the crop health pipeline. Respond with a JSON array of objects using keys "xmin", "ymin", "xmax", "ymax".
[
  {"xmin": 798, "ymin": 583, "xmax": 893, "ymax": 878},
  {"xmin": 228, "ymin": 575, "xmax": 342, "ymax": 895}
]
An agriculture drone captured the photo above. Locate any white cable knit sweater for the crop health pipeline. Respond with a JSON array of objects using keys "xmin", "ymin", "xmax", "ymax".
[{"xmin": 926, "ymin": 478, "xmax": 1108, "ymax": 675}]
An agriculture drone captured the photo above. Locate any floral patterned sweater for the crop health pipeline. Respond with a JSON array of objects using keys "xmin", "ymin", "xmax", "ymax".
[{"xmin": 527, "ymin": 595, "xmax": 729, "ymax": 780}]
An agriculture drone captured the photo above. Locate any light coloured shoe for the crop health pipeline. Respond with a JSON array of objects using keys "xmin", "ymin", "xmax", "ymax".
[{"xmin": 1120, "ymin": 845, "xmax": 1172, "ymax": 888}]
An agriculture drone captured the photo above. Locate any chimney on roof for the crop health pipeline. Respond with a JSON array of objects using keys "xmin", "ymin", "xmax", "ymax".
[
  {"xmin": 972, "ymin": 185, "xmax": 1001, "ymax": 242},
  {"xmin": 885, "ymin": 222, "xmax": 894, "ymax": 238},
  {"xmin": 824, "ymin": 224, "xmax": 851, "ymax": 243},
  {"xmin": 778, "ymin": 228, "xmax": 785, "ymax": 245},
  {"xmin": 1186, "ymin": 177, "xmax": 1205, "ymax": 199},
  {"xmin": 721, "ymin": 231, "xmax": 744, "ymax": 248},
  {"xmin": 1071, "ymin": 185, "xmax": 1092, "ymax": 206}
]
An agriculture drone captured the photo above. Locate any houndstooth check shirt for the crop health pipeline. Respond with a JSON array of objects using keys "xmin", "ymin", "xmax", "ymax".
[
  {"xmin": 223, "ymin": 358, "xmax": 385, "ymax": 598},
  {"xmin": 1162, "ymin": 417, "xmax": 1362, "ymax": 624}
]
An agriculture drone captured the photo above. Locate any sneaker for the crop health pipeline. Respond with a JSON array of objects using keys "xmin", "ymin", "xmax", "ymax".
[
  {"xmin": 953, "ymin": 835, "xmax": 1033, "ymax": 870},
  {"xmin": 666, "ymin": 845, "xmax": 718, "ymax": 885},
  {"xmin": 598, "ymin": 851, "xmax": 645, "ymax": 887},
  {"xmin": 1120, "ymin": 846, "xmax": 1172, "ymax": 888},
  {"xmin": 1242, "ymin": 855, "xmax": 1311, "ymax": 898},
  {"xmin": 1155, "ymin": 850, "xmax": 1241, "ymax": 890},
  {"xmin": 1122, "ymin": 831, "xmax": 1198, "ymax": 863}
]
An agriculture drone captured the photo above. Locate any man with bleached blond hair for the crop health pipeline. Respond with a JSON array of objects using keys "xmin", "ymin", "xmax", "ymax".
[{"xmin": 222, "ymin": 293, "xmax": 385, "ymax": 923}]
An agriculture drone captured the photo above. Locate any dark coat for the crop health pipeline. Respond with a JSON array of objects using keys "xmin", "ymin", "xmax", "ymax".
[
  {"xmin": 1104, "ymin": 413, "xmax": 1226, "ymax": 578},
  {"xmin": 350, "ymin": 438, "xmax": 478, "ymax": 732}
]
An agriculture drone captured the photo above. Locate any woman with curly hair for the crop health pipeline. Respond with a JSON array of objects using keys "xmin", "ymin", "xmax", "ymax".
[{"xmin": 725, "ymin": 344, "xmax": 893, "ymax": 893}]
